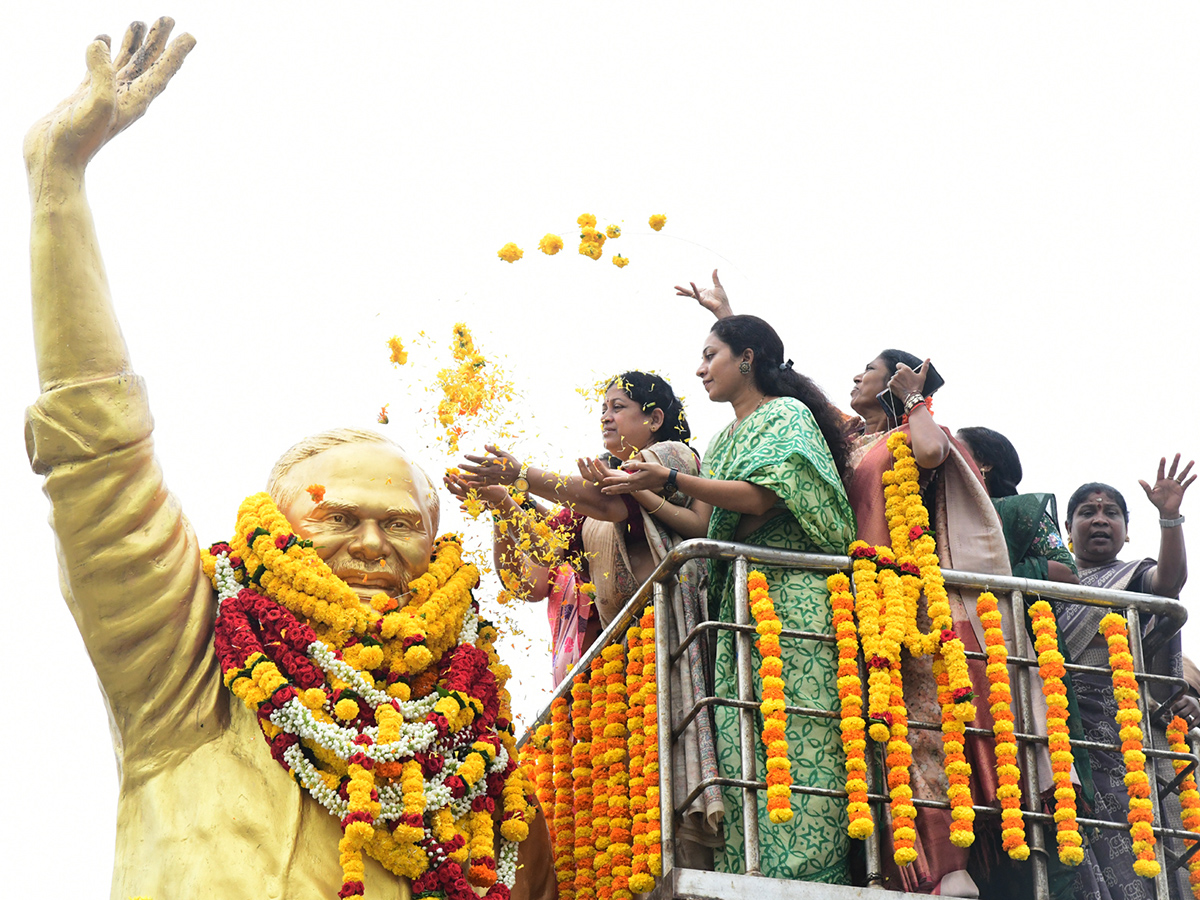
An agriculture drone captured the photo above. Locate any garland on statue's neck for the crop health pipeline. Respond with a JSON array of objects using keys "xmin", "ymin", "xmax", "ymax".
[{"xmin": 201, "ymin": 492, "xmax": 536, "ymax": 900}]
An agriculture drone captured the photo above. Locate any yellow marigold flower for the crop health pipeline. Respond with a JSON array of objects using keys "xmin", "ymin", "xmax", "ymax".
[
  {"xmin": 387, "ymin": 335, "xmax": 408, "ymax": 366},
  {"xmin": 648, "ymin": 213, "xmax": 667, "ymax": 231},
  {"xmin": 579, "ymin": 241, "xmax": 602, "ymax": 260},
  {"xmin": 578, "ymin": 213, "xmax": 597, "ymax": 228},
  {"xmin": 606, "ymin": 224, "xmax": 621, "ymax": 238},
  {"xmin": 538, "ymin": 233, "xmax": 564, "ymax": 255},
  {"xmin": 580, "ymin": 225, "xmax": 606, "ymax": 248},
  {"xmin": 497, "ymin": 242, "xmax": 524, "ymax": 263},
  {"xmin": 612, "ymin": 255, "xmax": 629, "ymax": 268}
]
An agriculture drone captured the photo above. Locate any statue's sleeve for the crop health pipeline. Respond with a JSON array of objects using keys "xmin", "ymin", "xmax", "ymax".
[{"xmin": 25, "ymin": 374, "xmax": 224, "ymax": 781}]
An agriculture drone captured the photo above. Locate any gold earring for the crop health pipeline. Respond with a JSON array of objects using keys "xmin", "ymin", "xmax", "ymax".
[{"xmin": 739, "ymin": 361, "xmax": 751, "ymax": 374}]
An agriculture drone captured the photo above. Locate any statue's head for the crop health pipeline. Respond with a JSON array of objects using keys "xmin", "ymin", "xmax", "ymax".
[{"xmin": 267, "ymin": 428, "xmax": 440, "ymax": 606}]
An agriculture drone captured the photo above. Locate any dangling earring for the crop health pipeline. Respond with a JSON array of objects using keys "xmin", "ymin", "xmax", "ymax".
[
  {"xmin": 739, "ymin": 361, "xmax": 751, "ymax": 374},
  {"xmin": 1067, "ymin": 540, "xmax": 1074, "ymax": 553},
  {"xmin": 1125, "ymin": 536, "xmax": 1131, "ymax": 543}
]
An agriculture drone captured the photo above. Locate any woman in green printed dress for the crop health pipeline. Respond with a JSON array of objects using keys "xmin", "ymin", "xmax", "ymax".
[{"xmin": 592, "ymin": 314, "xmax": 856, "ymax": 883}]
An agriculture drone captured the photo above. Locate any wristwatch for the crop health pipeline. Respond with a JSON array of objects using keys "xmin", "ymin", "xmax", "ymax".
[
  {"xmin": 1160, "ymin": 515, "xmax": 1186, "ymax": 528},
  {"xmin": 513, "ymin": 462, "xmax": 530, "ymax": 495}
]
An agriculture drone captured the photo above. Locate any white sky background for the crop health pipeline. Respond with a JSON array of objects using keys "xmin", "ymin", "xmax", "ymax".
[{"xmin": 3, "ymin": 3, "xmax": 1200, "ymax": 894}]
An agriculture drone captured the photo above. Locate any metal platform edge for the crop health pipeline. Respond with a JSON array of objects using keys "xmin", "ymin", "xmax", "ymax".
[{"xmin": 647, "ymin": 868, "xmax": 972, "ymax": 900}]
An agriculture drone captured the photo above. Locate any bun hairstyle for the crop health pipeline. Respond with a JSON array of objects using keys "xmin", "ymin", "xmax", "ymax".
[
  {"xmin": 709, "ymin": 315, "xmax": 849, "ymax": 477},
  {"xmin": 1066, "ymin": 482, "xmax": 1130, "ymax": 525},
  {"xmin": 607, "ymin": 370, "xmax": 692, "ymax": 444},
  {"xmin": 879, "ymin": 349, "xmax": 942, "ymax": 399},
  {"xmin": 956, "ymin": 426, "xmax": 1023, "ymax": 498}
]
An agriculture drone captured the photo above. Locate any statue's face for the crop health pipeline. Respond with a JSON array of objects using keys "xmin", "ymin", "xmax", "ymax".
[{"xmin": 278, "ymin": 442, "xmax": 435, "ymax": 606}]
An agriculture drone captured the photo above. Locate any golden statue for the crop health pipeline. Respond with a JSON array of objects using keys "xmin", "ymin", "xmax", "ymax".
[{"xmin": 24, "ymin": 18, "xmax": 554, "ymax": 900}]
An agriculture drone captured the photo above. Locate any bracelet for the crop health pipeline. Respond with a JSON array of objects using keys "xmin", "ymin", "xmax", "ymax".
[
  {"xmin": 648, "ymin": 495, "xmax": 668, "ymax": 514},
  {"xmin": 1160, "ymin": 515, "xmax": 1186, "ymax": 528},
  {"xmin": 903, "ymin": 392, "xmax": 926, "ymax": 414},
  {"xmin": 666, "ymin": 467, "xmax": 679, "ymax": 491}
]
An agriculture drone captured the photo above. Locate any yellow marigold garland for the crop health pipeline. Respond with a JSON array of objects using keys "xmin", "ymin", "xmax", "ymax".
[
  {"xmin": 572, "ymin": 673, "xmax": 597, "ymax": 900},
  {"xmin": 976, "ymin": 592, "xmax": 1029, "ymax": 859},
  {"xmin": 626, "ymin": 620, "xmax": 655, "ymax": 893},
  {"xmin": 552, "ymin": 697, "xmax": 576, "ymax": 899},
  {"xmin": 603, "ymin": 643, "xmax": 634, "ymax": 900},
  {"xmin": 1099, "ymin": 613, "xmax": 1160, "ymax": 878},
  {"xmin": 1028, "ymin": 600, "xmax": 1083, "ymax": 865},
  {"xmin": 590, "ymin": 657, "xmax": 613, "ymax": 900},
  {"xmin": 828, "ymin": 571, "xmax": 873, "ymax": 839},
  {"xmin": 1167, "ymin": 716, "xmax": 1200, "ymax": 898},
  {"xmin": 886, "ymin": 663, "xmax": 918, "ymax": 866},
  {"xmin": 640, "ymin": 605, "xmax": 663, "ymax": 876},
  {"xmin": 748, "ymin": 569, "xmax": 794, "ymax": 824}
]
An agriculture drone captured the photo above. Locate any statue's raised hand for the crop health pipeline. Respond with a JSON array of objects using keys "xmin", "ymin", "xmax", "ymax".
[{"xmin": 25, "ymin": 18, "xmax": 194, "ymax": 182}]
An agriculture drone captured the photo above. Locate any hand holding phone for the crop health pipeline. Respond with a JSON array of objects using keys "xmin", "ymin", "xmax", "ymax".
[{"xmin": 877, "ymin": 359, "xmax": 944, "ymax": 421}]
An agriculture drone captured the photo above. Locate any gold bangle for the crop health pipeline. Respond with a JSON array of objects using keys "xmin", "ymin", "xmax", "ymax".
[{"xmin": 648, "ymin": 495, "xmax": 668, "ymax": 514}]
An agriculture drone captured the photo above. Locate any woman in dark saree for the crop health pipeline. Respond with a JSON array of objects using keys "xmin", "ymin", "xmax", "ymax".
[{"xmin": 1060, "ymin": 462, "xmax": 1195, "ymax": 900}]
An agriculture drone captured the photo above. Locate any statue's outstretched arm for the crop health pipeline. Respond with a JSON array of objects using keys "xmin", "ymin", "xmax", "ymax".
[{"xmin": 26, "ymin": 18, "xmax": 194, "ymax": 391}]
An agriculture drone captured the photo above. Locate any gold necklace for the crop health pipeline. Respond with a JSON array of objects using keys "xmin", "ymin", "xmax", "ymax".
[{"xmin": 730, "ymin": 394, "xmax": 768, "ymax": 436}]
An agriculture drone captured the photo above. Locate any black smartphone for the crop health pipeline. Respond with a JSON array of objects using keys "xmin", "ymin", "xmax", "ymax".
[{"xmin": 876, "ymin": 361, "xmax": 944, "ymax": 421}]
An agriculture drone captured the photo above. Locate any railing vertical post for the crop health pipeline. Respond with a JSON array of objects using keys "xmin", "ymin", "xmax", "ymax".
[
  {"xmin": 1126, "ymin": 607, "xmax": 1171, "ymax": 899},
  {"xmin": 654, "ymin": 580, "xmax": 676, "ymax": 882},
  {"xmin": 1008, "ymin": 588, "xmax": 1050, "ymax": 900},
  {"xmin": 732, "ymin": 555, "xmax": 763, "ymax": 876}
]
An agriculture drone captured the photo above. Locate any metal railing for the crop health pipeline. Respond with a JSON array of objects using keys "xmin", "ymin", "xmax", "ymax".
[{"xmin": 519, "ymin": 538, "xmax": 1197, "ymax": 900}]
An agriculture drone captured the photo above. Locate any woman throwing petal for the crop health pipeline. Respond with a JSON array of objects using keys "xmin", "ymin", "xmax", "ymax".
[
  {"xmin": 458, "ymin": 372, "xmax": 725, "ymax": 861},
  {"xmin": 1057, "ymin": 461, "xmax": 1194, "ymax": 900},
  {"xmin": 596, "ymin": 315, "xmax": 857, "ymax": 884}
]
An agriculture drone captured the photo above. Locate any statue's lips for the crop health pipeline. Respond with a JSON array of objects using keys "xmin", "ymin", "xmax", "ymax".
[{"xmin": 337, "ymin": 571, "xmax": 402, "ymax": 593}]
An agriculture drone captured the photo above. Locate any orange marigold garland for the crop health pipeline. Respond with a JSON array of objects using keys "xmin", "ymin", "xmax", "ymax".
[
  {"xmin": 603, "ymin": 643, "xmax": 634, "ymax": 900},
  {"xmin": 1099, "ymin": 613, "xmax": 1160, "ymax": 878},
  {"xmin": 640, "ymin": 605, "xmax": 663, "ymax": 876},
  {"xmin": 748, "ymin": 569, "xmax": 794, "ymax": 824},
  {"xmin": 534, "ymin": 723, "xmax": 554, "ymax": 828},
  {"xmin": 828, "ymin": 571, "xmax": 873, "ymax": 840},
  {"xmin": 590, "ymin": 656, "xmax": 614, "ymax": 900},
  {"xmin": 886, "ymin": 663, "xmax": 918, "ymax": 866},
  {"xmin": 1028, "ymin": 600, "xmax": 1083, "ymax": 865},
  {"xmin": 552, "ymin": 697, "xmax": 576, "ymax": 899},
  {"xmin": 1167, "ymin": 716, "xmax": 1200, "ymax": 897},
  {"xmin": 626, "ymin": 622, "xmax": 655, "ymax": 893},
  {"xmin": 976, "ymin": 591, "xmax": 1029, "ymax": 860},
  {"xmin": 572, "ymin": 673, "xmax": 597, "ymax": 900}
]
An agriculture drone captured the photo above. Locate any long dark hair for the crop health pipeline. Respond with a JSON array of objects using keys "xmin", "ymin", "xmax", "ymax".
[
  {"xmin": 607, "ymin": 370, "xmax": 691, "ymax": 444},
  {"xmin": 957, "ymin": 426, "xmax": 1022, "ymax": 498},
  {"xmin": 710, "ymin": 315, "xmax": 849, "ymax": 476}
]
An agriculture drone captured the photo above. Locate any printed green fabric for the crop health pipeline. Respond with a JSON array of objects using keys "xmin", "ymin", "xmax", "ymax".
[{"xmin": 703, "ymin": 398, "xmax": 856, "ymax": 882}]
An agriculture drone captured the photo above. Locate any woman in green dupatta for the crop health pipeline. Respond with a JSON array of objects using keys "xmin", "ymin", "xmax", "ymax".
[{"xmin": 594, "ymin": 315, "xmax": 856, "ymax": 883}]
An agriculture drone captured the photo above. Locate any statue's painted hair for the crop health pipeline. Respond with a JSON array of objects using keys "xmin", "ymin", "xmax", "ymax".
[{"xmin": 267, "ymin": 428, "xmax": 440, "ymax": 534}]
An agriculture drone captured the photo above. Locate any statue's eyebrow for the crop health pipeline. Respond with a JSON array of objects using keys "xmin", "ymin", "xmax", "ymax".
[{"xmin": 312, "ymin": 499, "xmax": 423, "ymax": 522}]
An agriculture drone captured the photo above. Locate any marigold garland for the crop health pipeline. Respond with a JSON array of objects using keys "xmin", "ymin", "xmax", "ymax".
[
  {"xmin": 1099, "ymin": 613, "xmax": 1160, "ymax": 879},
  {"xmin": 626, "ymin": 622, "xmax": 655, "ymax": 893},
  {"xmin": 1167, "ymin": 716, "xmax": 1200, "ymax": 898},
  {"xmin": 748, "ymin": 570, "xmax": 794, "ymax": 824},
  {"xmin": 828, "ymin": 571, "xmax": 873, "ymax": 840},
  {"xmin": 552, "ymin": 697, "xmax": 576, "ymax": 899},
  {"xmin": 1028, "ymin": 600, "xmax": 1083, "ymax": 866},
  {"xmin": 976, "ymin": 592, "xmax": 1029, "ymax": 860},
  {"xmin": 603, "ymin": 643, "xmax": 634, "ymax": 900},
  {"xmin": 201, "ymin": 493, "xmax": 533, "ymax": 900},
  {"xmin": 640, "ymin": 605, "xmax": 663, "ymax": 877},
  {"xmin": 590, "ymin": 657, "xmax": 614, "ymax": 900},
  {"xmin": 572, "ymin": 673, "xmax": 598, "ymax": 900}
]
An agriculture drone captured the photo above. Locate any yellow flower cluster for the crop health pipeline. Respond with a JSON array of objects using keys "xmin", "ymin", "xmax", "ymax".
[
  {"xmin": 648, "ymin": 214, "xmax": 666, "ymax": 231},
  {"xmin": 387, "ymin": 335, "xmax": 408, "ymax": 366},
  {"xmin": 539, "ymin": 233, "xmax": 565, "ymax": 255},
  {"xmin": 612, "ymin": 255, "xmax": 629, "ymax": 268},
  {"xmin": 435, "ymin": 322, "xmax": 514, "ymax": 453},
  {"xmin": 578, "ymin": 213, "xmax": 597, "ymax": 228},
  {"xmin": 748, "ymin": 569, "xmax": 793, "ymax": 824},
  {"xmin": 606, "ymin": 224, "xmax": 621, "ymax": 239},
  {"xmin": 497, "ymin": 242, "xmax": 524, "ymax": 263}
]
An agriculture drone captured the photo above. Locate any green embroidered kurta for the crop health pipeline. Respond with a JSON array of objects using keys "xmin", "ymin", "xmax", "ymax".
[{"xmin": 703, "ymin": 397, "xmax": 855, "ymax": 883}]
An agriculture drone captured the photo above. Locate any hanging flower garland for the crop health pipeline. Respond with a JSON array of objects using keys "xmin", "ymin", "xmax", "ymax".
[
  {"xmin": 1099, "ymin": 613, "xmax": 1160, "ymax": 878},
  {"xmin": 828, "ymin": 571, "xmax": 873, "ymax": 840},
  {"xmin": 572, "ymin": 672, "xmax": 597, "ymax": 900},
  {"xmin": 886, "ymin": 662, "xmax": 918, "ymax": 866},
  {"xmin": 639, "ymin": 605, "xmax": 663, "ymax": 877},
  {"xmin": 552, "ymin": 697, "xmax": 576, "ymax": 900},
  {"xmin": 533, "ymin": 724, "xmax": 554, "ymax": 826},
  {"xmin": 748, "ymin": 569, "xmax": 794, "ymax": 824},
  {"xmin": 975, "ymin": 592, "xmax": 1029, "ymax": 860},
  {"xmin": 626, "ymin": 622, "xmax": 655, "ymax": 893},
  {"xmin": 1167, "ymin": 716, "xmax": 1200, "ymax": 898},
  {"xmin": 603, "ymin": 643, "xmax": 634, "ymax": 900},
  {"xmin": 1027, "ymin": 600, "xmax": 1083, "ymax": 866},
  {"xmin": 200, "ymin": 492, "xmax": 535, "ymax": 900},
  {"xmin": 590, "ymin": 656, "xmax": 614, "ymax": 900}
]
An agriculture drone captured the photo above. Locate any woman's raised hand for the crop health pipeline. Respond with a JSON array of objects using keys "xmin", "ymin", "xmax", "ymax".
[
  {"xmin": 25, "ymin": 18, "xmax": 195, "ymax": 182},
  {"xmin": 887, "ymin": 358, "xmax": 931, "ymax": 399},
  {"xmin": 577, "ymin": 457, "xmax": 616, "ymax": 486},
  {"xmin": 1139, "ymin": 454, "xmax": 1196, "ymax": 518},
  {"xmin": 444, "ymin": 471, "xmax": 507, "ymax": 511},
  {"xmin": 598, "ymin": 460, "xmax": 669, "ymax": 495},
  {"xmin": 675, "ymin": 269, "xmax": 732, "ymax": 319},
  {"xmin": 460, "ymin": 444, "xmax": 521, "ymax": 486}
]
